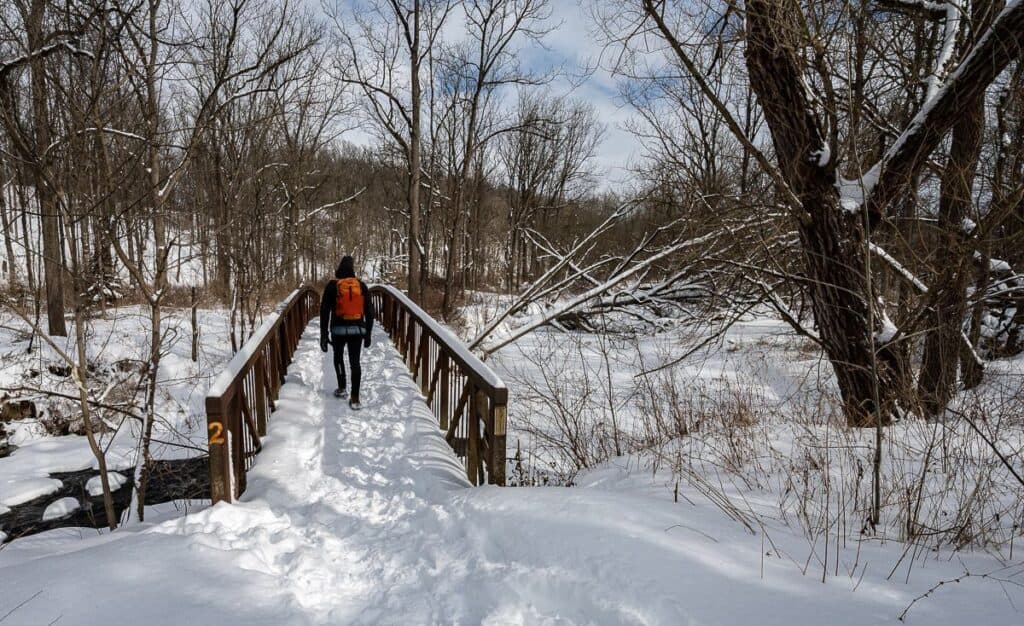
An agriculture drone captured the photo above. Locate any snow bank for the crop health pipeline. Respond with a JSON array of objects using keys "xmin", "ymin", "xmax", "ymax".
[
  {"xmin": 86, "ymin": 472, "xmax": 128, "ymax": 497},
  {"xmin": 0, "ymin": 476, "xmax": 62, "ymax": 508},
  {"xmin": 0, "ymin": 437, "xmax": 96, "ymax": 506},
  {"xmin": 41, "ymin": 497, "xmax": 80, "ymax": 521},
  {"xmin": 0, "ymin": 434, "xmax": 134, "ymax": 509}
]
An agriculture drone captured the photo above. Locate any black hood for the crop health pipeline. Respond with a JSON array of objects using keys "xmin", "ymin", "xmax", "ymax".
[{"xmin": 335, "ymin": 256, "xmax": 356, "ymax": 279}]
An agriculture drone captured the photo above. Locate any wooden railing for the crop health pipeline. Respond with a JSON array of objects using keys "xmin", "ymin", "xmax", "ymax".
[
  {"xmin": 369, "ymin": 285, "xmax": 509, "ymax": 486},
  {"xmin": 205, "ymin": 287, "xmax": 320, "ymax": 503}
]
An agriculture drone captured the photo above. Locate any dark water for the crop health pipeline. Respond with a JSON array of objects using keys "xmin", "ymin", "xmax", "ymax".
[{"xmin": 0, "ymin": 456, "xmax": 209, "ymax": 543}]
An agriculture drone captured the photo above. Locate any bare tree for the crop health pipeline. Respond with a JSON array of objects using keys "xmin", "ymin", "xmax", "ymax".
[
  {"xmin": 596, "ymin": 0, "xmax": 1024, "ymax": 426},
  {"xmin": 433, "ymin": 0, "xmax": 553, "ymax": 317},
  {"xmin": 328, "ymin": 0, "xmax": 456, "ymax": 303}
]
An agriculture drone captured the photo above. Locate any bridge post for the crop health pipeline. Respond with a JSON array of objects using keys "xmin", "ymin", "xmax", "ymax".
[
  {"xmin": 467, "ymin": 385, "xmax": 481, "ymax": 485},
  {"xmin": 439, "ymin": 355, "xmax": 450, "ymax": 430},
  {"xmin": 207, "ymin": 395, "xmax": 232, "ymax": 504},
  {"xmin": 418, "ymin": 332, "xmax": 430, "ymax": 395},
  {"xmin": 406, "ymin": 315, "xmax": 416, "ymax": 368},
  {"xmin": 489, "ymin": 399, "xmax": 507, "ymax": 486},
  {"xmin": 229, "ymin": 392, "xmax": 245, "ymax": 496},
  {"xmin": 277, "ymin": 325, "xmax": 289, "ymax": 382},
  {"xmin": 254, "ymin": 354, "xmax": 268, "ymax": 436}
]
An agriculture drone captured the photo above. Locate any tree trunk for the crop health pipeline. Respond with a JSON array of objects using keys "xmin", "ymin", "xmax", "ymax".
[
  {"xmin": 917, "ymin": 0, "xmax": 992, "ymax": 415},
  {"xmin": 214, "ymin": 142, "xmax": 232, "ymax": 297},
  {"xmin": 0, "ymin": 178, "xmax": 19, "ymax": 285},
  {"xmin": 27, "ymin": 0, "xmax": 67, "ymax": 336},
  {"xmin": 962, "ymin": 243, "xmax": 990, "ymax": 389},
  {"xmin": 743, "ymin": 0, "xmax": 903, "ymax": 426},
  {"xmin": 16, "ymin": 184, "xmax": 36, "ymax": 292},
  {"xmin": 796, "ymin": 197, "xmax": 905, "ymax": 426},
  {"xmin": 407, "ymin": 1, "xmax": 424, "ymax": 303}
]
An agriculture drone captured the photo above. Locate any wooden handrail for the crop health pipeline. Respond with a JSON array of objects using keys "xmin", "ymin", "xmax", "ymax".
[
  {"xmin": 205, "ymin": 283, "xmax": 509, "ymax": 501},
  {"xmin": 205, "ymin": 286, "xmax": 320, "ymax": 503},
  {"xmin": 369, "ymin": 285, "xmax": 509, "ymax": 486}
]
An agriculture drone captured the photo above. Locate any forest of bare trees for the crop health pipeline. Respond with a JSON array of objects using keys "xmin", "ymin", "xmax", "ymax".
[
  {"xmin": 0, "ymin": 0, "xmax": 623, "ymax": 320},
  {"xmin": 1, "ymin": 0, "xmax": 1023, "ymax": 534}
]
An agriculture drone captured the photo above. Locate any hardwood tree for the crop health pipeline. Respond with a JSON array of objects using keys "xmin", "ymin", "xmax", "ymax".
[
  {"xmin": 328, "ymin": 0, "xmax": 457, "ymax": 303},
  {"xmin": 600, "ymin": 0, "xmax": 1024, "ymax": 426}
]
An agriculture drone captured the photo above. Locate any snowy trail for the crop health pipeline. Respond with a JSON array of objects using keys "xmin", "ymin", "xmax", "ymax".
[{"xmin": 2, "ymin": 323, "xmax": 1022, "ymax": 624}]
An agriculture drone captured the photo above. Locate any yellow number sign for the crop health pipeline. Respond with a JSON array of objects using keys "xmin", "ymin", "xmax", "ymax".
[{"xmin": 208, "ymin": 422, "xmax": 226, "ymax": 444}]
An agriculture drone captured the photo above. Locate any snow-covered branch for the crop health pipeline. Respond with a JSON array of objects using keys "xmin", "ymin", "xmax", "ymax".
[
  {"xmin": 297, "ymin": 187, "xmax": 366, "ymax": 224},
  {"xmin": 0, "ymin": 40, "xmax": 93, "ymax": 79},
  {"xmin": 479, "ymin": 237, "xmax": 703, "ymax": 356},
  {"xmin": 863, "ymin": 0, "xmax": 1024, "ymax": 219}
]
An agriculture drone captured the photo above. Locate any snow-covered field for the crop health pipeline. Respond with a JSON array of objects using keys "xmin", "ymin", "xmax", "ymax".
[
  {"xmin": 1, "ymin": 320, "xmax": 1022, "ymax": 624},
  {"xmin": 483, "ymin": 310, "xmax": 1024, "ymax": 620},
  {"xmin": 0, "ymin": 306, "xmax": 232, "ymax": 517}
]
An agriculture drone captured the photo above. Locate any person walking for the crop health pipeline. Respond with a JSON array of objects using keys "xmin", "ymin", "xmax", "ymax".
[{"xmin": 320, "ymin": 256, "xmax": 374, "ymax": 410}]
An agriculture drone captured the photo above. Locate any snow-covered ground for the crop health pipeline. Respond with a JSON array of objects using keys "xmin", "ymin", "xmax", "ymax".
[
  {"xmin": 0, "ymin": 306, "xmax": 232, "ymax": 512},
  {"xmin": 480, "ymin": 305, "xmax": 1024, "ymax": 621},
  {"xmin": 2, "ymin": 322, "xmax": 1022, "ymax": 624}
]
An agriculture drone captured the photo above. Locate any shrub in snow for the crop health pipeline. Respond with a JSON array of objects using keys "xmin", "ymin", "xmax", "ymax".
[{"xmin": 0, "ymin": 398, "xmax": 37, "ymax": 422}]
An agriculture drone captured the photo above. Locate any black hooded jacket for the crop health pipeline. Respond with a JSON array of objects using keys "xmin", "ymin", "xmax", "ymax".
[{"xmin": 320, "ymin": 257, "xmax": 374, "ymax": 344}]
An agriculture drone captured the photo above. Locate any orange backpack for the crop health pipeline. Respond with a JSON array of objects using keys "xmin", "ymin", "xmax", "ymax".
[{"xmin": 335, "ymin": 277, "xmax": 364, "ymax": 321}]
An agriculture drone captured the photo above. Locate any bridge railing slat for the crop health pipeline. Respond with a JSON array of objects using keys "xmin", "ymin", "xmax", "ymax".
[
  {"xmin": 369, "ymin": 285, "xmax": 509, "ymax": 486},
  {"xmin": 206, "ymin": 287, "xmax": 320, "ymax": 503}
]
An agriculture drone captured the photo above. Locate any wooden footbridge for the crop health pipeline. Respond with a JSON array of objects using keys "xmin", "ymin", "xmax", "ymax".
[{"xmin": 204, "ymin": 285, "xmax": 509, "ymax": 503}]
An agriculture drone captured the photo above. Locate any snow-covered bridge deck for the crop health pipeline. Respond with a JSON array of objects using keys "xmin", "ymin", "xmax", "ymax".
[{"xmin": 204, "ymin": 286, "xmax": 508, "ymax": 505}]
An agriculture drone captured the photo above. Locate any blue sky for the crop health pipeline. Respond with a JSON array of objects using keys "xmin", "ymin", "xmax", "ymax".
[
  {"xmin": 528, "ymin": 1, "xmax": 640, "ymax": 189},
  {"xmin": 335, "ymin": 0, "xmax": 640, "ymax": 191}
]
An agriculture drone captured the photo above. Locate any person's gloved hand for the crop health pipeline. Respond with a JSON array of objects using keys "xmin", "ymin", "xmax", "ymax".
[
  {"xmin": 363, "ymin": 335, "xmax": 371, "ymax": 349},
  {"xmin": 320, "ymin": 337, "xmax": 329, "ymax": 352}
]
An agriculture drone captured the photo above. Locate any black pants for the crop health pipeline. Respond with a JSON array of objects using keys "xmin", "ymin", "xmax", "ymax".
[{"xmin": 332, "ymin": 335, "xmax": 363, "ymax": 399}]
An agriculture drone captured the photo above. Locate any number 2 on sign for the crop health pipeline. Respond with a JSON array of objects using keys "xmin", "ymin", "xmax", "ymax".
[{"xmin": 208, "ymin": 422, "xmax": 225, "ymax": 444}]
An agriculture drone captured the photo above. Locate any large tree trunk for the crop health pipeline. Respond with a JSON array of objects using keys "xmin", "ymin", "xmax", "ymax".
[
  {"xmin": 743, "ymin": 0, "xmax": 904, "ymax": 426},
  {"xmin": 797, "ymin": 194, "xmax": 905, "ymax": 426},
  {"xmin": 917, "ymin": 0, "xmax": 993, "ymax": 415}
]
